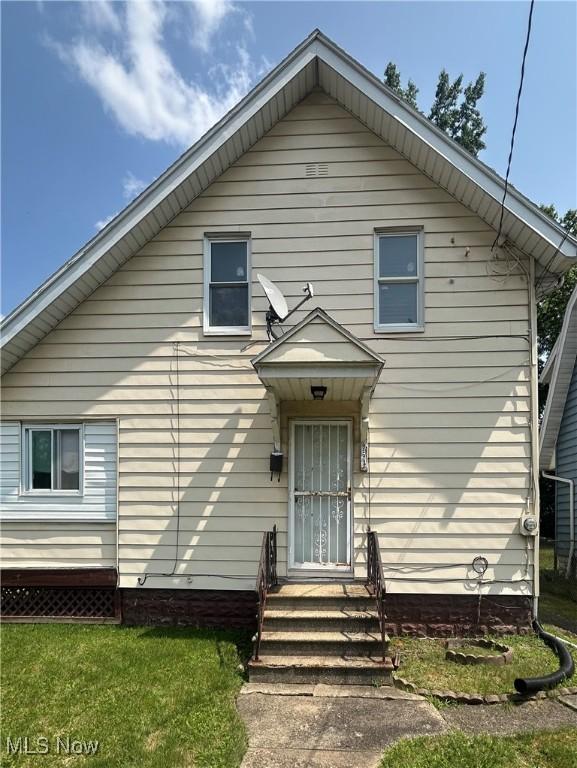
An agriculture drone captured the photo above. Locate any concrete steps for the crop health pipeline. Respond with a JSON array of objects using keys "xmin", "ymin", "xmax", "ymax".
[
  {"xmin": 262, "ymin": 609, "xmax": 380, "ymax": 633},
  {"xmin": 265, "ymin": 583, "xmax": 376, "ymax": 612},
  {"xmin": 249, "ymin": 583, "xmax": 394, "ymax": 685},
  {"xmin": 248, "ymin": 654, "xmax": 394, "ymax": 685},
  {"xmin": 260, "ymin": 630, "xmax": 383, "ymax": 657}
]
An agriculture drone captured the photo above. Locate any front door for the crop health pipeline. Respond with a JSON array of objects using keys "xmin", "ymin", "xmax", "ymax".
[{"xmin": 289, "ymin": 420, "xmax": 352, "ymax": 572}]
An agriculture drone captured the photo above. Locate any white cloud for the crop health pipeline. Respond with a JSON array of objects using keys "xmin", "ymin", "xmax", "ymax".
[
  {"xmin": 81, "ymin": 0, "xmax": 121, "ymax": 33},
  {"xmin": 95, "ymin": 212, "xmax": 117, "ymax": 231},
  {"xmin": 190, "ymin": 0, "xmax": 236, "ymax": 51},
  {"xmin": 122, "ymin": 171, "xmax": 147, "ymax": 200},
  {"xmin": 50, "ymin": 0, "xmax": 262, "ymax": 147},
  {"xmin": 94, "ymin": 171, "xmax": 148, "ymax": 230}
]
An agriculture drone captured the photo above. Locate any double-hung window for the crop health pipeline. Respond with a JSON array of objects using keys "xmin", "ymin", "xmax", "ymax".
[
  {"xmin": 204, "ymin": 235, "xmax": 251, "ymax": 334},
  {"xmin": 374, "ymin": 229, "xmax": 424, "ymax": 332},
  {"xmin": 22, "ymin": 425, "xmax": 82, "ymax": 493}
]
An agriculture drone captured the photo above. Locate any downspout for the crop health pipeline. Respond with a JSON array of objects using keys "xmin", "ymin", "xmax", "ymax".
[
  {"xmin": 541, "ymin": 470, "xmax": 575, "ymax": 579},
  {"xmin": 115, "ymin": 417, "xmax": 121, "ymax": 620},
  {"xmin": 529, "ymin": 256, "xmax": 540, "ymax": 618}
]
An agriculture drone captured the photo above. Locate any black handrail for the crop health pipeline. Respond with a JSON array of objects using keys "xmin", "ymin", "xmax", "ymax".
[
  {"xmin": 367, "ymin": 529, "xmax": 387, "ymax": 661},
  {"xmin": 254, "ymin": 525, "xmax": 277, "ymax": 661}
]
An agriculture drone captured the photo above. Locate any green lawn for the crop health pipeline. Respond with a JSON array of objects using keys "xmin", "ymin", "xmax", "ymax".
[
  {"xmin": 540, "ymin": 569, "xmax": 577, "ymax": 604},
  {"xmin": 544, "ymin": 624, "xmax": 577, "ymax": 646},
  {"xmin": 540, "ymin": 590, "xmax": 577, "ymax": 628},
  {"xmin": 390, "ymin": 632, "xmax": 577, "ymax": 695},
  {"xmin": 380, "ymin": 729, "xmax": 577, "ymax": 768},
  {"xmin": 1, "ymin": 624, "xmax": 249, "ymax": 768},
  {"xmin": 539, "ymin": 539, "xmax": 577, "ymax": 634},
  {"xmin": 540, "ymin": 540, "xmax": 555, "ymax": 572}
]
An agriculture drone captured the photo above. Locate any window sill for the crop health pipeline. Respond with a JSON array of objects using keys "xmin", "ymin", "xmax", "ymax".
[
  {"xmin": 203, "ymin": 328, "xmax": 252, "ymax": 336},
  {"xmin": 374, "ymin": 325, "xmax": 425, "ymax": 334},
  {"xmin": 19, "ymin": 491, "xmax": 84, "ymax": 498}
]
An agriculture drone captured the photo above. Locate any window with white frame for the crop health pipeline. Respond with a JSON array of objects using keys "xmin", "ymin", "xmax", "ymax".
[
  {"xmin": 204, "ymin": 236, "xmax": 251, "ymax": 334},
  {"xmin": 374, "ymin": 230, "xmax": 424, "ymax": 331},
  {"xmin": 22, "ymin": 425, "xmax": 82, "ymax": 493}
]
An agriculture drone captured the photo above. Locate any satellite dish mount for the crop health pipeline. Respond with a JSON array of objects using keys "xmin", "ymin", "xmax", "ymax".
[{"xmin": 257, "ymin": 273, "xmax": 314, "ymax": 341}]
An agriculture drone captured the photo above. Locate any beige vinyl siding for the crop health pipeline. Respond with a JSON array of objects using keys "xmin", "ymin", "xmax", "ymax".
[
  {"xmin": 0, "ymin": 524, "xmax": 117, "ymax": 568},
  {"xmin": 0, "ymin": 91, "xmax": 534, "ymax": 595},
  {"xmin": 0, "ymin": 421, "xmax": 117, "ymax": 568}
]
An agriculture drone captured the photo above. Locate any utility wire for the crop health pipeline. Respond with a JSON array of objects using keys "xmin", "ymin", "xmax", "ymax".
[
  {"xmin": 535, "ymin": 229, "xmax": 570, "ymax": 295},
  {"xmin": 492, "ymin": 0, "xmax": 535, "ymax": 251},
  {"xmin": 138, "ymin": 341, "xmax": 182, "ymax": 586}
]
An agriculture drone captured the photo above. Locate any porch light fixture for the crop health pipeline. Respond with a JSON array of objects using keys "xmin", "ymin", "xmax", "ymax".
[{"xmin": 311, "ymin": 385, "xmax": 327, "ymax": 400}]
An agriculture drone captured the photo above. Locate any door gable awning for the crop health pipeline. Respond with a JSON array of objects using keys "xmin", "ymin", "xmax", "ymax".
[{"xmin": 252, "ymin": 308, "xmax": 384, "ymax": 398}]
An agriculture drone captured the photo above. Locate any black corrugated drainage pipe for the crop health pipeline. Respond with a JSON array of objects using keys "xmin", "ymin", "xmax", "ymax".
[{"xmin": 514, "ymin": 620, "xmax": 575, "ymax": 695}]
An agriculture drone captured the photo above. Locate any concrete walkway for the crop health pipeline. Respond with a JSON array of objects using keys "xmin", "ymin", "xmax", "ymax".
[{"xmin": 237, "ymin": 684, "xmax": 577, "ymax": 768}]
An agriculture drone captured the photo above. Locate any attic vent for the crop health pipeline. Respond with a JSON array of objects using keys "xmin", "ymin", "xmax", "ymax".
[{"xmin": 305, "ymin": 163, "xmax": 329, "ymax": 177}]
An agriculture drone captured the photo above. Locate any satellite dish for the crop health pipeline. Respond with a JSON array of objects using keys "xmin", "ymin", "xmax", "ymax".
[
  {"xmin": 257, "ymin": 273, "xmax": 314, "ymax": 340},
  {"xmin": 257, "ymin": 274, "xmax": 289, "ymax": 321}
]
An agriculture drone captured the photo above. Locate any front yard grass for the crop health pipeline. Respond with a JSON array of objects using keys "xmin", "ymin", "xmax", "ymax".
[
  {"xmin": 379, "ymin": 729, "xmax": 577, "ymax": 768},
  {"xmin": 1, "ymin": 624, "xmax": 249, "ymax": 768},
  {"xmin": 390, "ymin": 632, "xmax": 577, "ymax": 695},
  {"xmin": 539, "ymin": 540, "xmax": 577, "ymax": 633}
]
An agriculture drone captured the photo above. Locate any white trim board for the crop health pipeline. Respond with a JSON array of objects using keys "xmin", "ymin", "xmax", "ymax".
[{"xmin": 202, "ymin": 234, "xmax": 252, "ymax": 336}]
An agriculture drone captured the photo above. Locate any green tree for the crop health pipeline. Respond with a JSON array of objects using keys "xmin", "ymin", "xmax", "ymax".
[
  {"xmin": 383, "ymin": 63, "xmax": 419, "ymax": 109},
  {"xmin": 383, "ymin": 64, "xmax": 487, "ymax": 156},
  {"xmin": 537, "ymin": 206, "xmax": 577, "ymax": 362},
  {"xmin": 450, "ymin": 74, "xmax": 487, "ymax": 156}
]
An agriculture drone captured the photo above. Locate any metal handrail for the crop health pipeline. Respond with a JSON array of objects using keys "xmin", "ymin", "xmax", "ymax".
[
  {"xmin": 367, "ymin": 529, "xmax": 387, "ymax": 661},
  {"xmin": 254, "ymin": 525, "xmax": 277, "ymax": 661}
]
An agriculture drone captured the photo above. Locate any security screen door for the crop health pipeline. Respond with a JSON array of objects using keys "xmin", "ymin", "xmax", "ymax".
[{"xmin": 290, "ymin": 421, "xmax": 352, "ymax": 570}]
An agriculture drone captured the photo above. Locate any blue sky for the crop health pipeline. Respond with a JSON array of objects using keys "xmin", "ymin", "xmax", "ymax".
[{"xmin": 2, "ymin": 0, "xmax": 576, "ymax": 316}]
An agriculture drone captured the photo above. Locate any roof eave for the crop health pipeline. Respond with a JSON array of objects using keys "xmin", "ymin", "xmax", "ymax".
[{"xmin": 314, "ymin": 32, "xmax": 577, "ymax": 264}]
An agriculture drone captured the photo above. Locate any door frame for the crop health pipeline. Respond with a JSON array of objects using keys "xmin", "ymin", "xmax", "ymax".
[{"xmin": 288, "ymin": 418, "xmax": 353, "ymax": 575}]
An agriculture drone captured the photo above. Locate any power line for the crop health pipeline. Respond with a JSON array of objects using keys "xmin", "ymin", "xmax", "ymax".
[
  {"xmin": 137, "ymin": 341, "xmax": 182, "ymax": 586},
  {"xmin": 535, "ymin": 229, "xmax": 570, "ymax": 295},
  {"xmin": 492, "ymin": 0, "xmax": 536, "ymax": 251}
]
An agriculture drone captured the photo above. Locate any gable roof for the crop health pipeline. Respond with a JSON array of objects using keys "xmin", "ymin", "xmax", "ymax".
[
  {"xmin": 251, "ymin": 307, "xmax": 385, "ymax": 368},
  {"xmin": 539, "ymin": 286, "xmax": 577, "ymax": 469},
  {"xmin": 2, "ymin": 29, "xmax": 576, "ymax": 375},
  {"xmin": 251, "ymin": 308, "xmax": 384, "ymax": 404}
]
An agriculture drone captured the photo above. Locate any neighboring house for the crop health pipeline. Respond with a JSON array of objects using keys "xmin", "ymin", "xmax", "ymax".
[
  {"xmin": 2, "ymin": 31, "xmax": 577, "ymax": 646},
  {"xmin": 540, "ymin": 286, "xmax": 577, "ymax": 578}
]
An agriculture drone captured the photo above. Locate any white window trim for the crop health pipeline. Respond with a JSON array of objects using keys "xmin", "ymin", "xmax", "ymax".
[
  {"xmin": 373, "ymin": 228, "xmax": 425, "ymax": 333},
  {"xmin": 203, "ymin": 234, "xmax": 252, "ymax": 335},
  {"xmin": 20, "ymin": 423, "xmax": 84, "ymax": 497}
]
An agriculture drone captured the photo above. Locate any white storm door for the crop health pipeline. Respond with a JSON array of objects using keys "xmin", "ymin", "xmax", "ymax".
[{"xmin": 290, "ymin": 421, "xmax": 352, "ymax": 570}]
